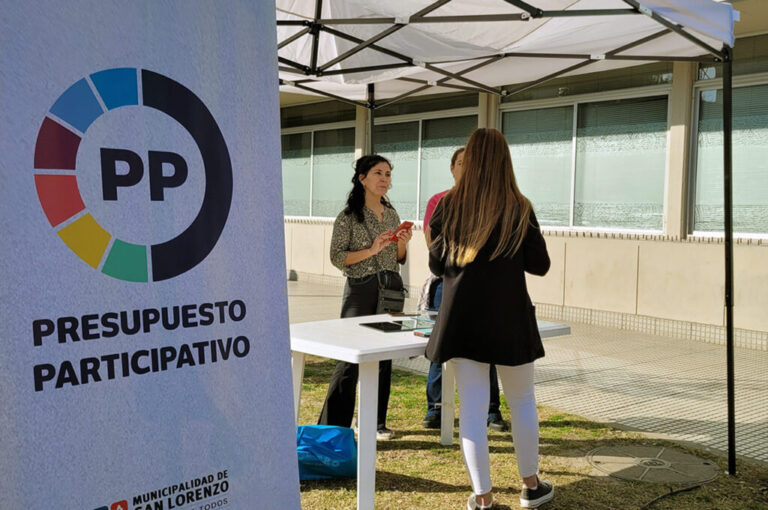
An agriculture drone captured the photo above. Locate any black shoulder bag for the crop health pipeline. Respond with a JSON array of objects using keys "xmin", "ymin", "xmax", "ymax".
[{"xmin": 363, "ymin": 222, "xmax": 407, "ymax": 314}]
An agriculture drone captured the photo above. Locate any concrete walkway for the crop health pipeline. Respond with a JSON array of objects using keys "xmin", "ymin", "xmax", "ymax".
[{"xmin": 287, "ymin": 280, "xmax": 768, "ymax": 465}]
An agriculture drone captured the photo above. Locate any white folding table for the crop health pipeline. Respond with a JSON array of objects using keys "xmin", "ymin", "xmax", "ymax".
[{"xmin": 290, "ymin": 315, "xmax": 570, "ymax": 510}]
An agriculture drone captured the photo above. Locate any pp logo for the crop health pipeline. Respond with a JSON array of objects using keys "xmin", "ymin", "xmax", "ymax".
[
  {"xmin": 33, "ymin": 68, "xmax": 233, "ymax": 282},
  {"xmin": 94, "ymin": 501, "xmax": 128, "ymax": 510}
]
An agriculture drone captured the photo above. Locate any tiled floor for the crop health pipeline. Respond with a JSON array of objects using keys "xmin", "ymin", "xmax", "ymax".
[{"xmin": 287, "ymin": 280, "xmax": 768, "ymax": 464}]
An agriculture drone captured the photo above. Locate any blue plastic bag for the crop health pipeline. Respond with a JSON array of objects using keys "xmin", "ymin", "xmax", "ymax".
[{"xmin": 297, "ymin": 425, "xmax": 357, "ymax": 480}]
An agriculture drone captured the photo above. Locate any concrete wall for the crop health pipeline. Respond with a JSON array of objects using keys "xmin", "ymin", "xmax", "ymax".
[{"xmin": 284, "ymin": 220, "xmax": 768, "ymax": 335}]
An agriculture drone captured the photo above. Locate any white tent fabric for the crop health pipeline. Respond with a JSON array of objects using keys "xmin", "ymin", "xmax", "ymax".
[{"xmin": 277, "ymin": 0, "xmax": 736, "ymax": 102}]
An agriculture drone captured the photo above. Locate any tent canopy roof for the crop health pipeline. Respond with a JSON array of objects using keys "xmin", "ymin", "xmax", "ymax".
[{"xmin": 277, "ymin": 0, "xmax": 737, "ymax": 105}]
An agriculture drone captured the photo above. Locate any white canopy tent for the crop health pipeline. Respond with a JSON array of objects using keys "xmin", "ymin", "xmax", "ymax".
[
  {"xmin": 277, "ymin": 0, "xmax": 736, "ymax": 104},
  {"xmin": 276, "ymin": 0, "xmax": 740, "ymax": 474}
]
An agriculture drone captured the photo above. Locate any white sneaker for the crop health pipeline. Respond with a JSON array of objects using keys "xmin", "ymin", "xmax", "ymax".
[
  {"xmin": 467, "ymin": 493, "xmax": 493, "ymax": 509},
  {"xmin": 376, "ymin": 427, "xmax": 395, "ymax": 440}
]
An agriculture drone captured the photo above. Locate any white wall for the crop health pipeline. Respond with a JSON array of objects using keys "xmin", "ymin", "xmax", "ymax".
[{"xmin": 285, "ymin": 220, "xmax": 768, "ymax": 333}]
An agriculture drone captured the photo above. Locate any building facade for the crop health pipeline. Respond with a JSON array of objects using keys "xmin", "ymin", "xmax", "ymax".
[{"xmin": 280, "ymin": 9, "xmax": 768, "ymax": 349}]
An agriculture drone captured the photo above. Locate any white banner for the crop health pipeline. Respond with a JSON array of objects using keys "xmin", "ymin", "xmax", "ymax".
[{"xmin": 0, "ymin": 2, "xmax": 301, "ymax": 509}]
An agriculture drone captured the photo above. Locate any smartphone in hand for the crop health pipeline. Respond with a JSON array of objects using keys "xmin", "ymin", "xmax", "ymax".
[{"xmin": 389, "ymin": 221, "xmax": 413, "ymax": 241}]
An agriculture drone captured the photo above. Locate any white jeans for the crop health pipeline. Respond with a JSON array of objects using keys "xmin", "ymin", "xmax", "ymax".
[{"xmin": 452, "ymin": 358, "xmax": 539, "ymax": 495}]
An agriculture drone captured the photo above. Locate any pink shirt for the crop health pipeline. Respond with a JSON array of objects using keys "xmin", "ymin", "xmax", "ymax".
[{"xmin": 423, "ymin": 190, "xmax": 449, "ymax": 236}]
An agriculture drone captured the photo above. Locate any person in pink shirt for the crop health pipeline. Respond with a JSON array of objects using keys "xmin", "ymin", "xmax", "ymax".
[{"xmin": 421, "ymin": 147, "xmax": 508, "ymax": 433}]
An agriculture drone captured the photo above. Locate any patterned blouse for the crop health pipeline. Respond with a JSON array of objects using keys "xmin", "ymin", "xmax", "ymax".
[{"xmin": 330, "ymin": 206, "xmax": 402, "ymax": 278}]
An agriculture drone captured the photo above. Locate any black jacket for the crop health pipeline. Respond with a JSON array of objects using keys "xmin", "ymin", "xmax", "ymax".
[{"xmin": 425, "ymin": 197, "xmax": 550, "ymax": 366}]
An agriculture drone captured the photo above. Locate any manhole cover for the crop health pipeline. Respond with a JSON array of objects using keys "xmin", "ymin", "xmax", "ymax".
[{"xmin": 587, "ymin": 446, "xmax": 719, "ymax": 484}]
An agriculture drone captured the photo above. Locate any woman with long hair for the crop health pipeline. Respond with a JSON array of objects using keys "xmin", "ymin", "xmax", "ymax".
[
  {"xmin": 426, "ymin": 128, "xmax": 553, "ymax": 509},
  {"xmin": 320, "ymin": 154, "xmax": 412, "ymax": 440},
  {"xmin": 421, "ymin": 147, "xmax": 508, "ymax": 434}
]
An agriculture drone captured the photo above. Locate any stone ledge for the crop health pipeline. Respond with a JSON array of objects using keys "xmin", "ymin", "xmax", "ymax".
[
  {"xmin": 541, "ymin": 229, "xmax": 768, "ymax": 246},
  {"xmin": 535, "ymin": 303, "xmax": 768, "ymax": 351},
  {"xmin": 283, "ymin": 219, "xmax": 767, "ymax": 246}
]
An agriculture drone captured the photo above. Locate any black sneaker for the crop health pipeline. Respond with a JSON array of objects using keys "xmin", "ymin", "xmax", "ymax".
[
  {"xmin": 487, "ymin": 417, "xmax": 509, "ymax": 432},
  {"xmin": 421, "ymin": 414, "xmax": 441, "ymax": 429},
  {"xmin": 520, "ymin": 479, "xmax": 554, "ymax": 508}
]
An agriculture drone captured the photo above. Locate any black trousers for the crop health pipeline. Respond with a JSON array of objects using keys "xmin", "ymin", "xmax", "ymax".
[{"xmin": 318, "ymin": 274, "xmax": 392, "ymax": 429}]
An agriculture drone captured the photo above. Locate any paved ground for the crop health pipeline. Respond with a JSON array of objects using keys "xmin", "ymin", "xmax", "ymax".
[{"xmin": 287, "ymin": 280, "xmax": 768, "ymax": 465}]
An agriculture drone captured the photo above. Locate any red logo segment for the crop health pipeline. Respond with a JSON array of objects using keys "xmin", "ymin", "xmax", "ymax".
[{"xmin": 34, "ymin": 174, "xmax": 86, "ymax": 226}]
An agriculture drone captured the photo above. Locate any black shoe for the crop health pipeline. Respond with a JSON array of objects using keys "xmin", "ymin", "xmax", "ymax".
[
  {"xmin": 520, "ymin": 478, "xmax": 554, "ymax": 508},
  {"xmin": 421, "ymin": 414, "xmax": 441, "ymax": 429},
  {"xmin": 487, "ymin": 417, "xmax": 509, "ymax": 432}
]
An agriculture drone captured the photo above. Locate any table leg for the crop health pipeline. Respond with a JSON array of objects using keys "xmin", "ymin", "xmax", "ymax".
[
  {"xmin": 357, "ymin": 361, "xmax": 378, "ymax": 510},
  {"xmin": 441, "ymin": 360, "xmax": 455, "ymax": 446},
  {"xmin": 291, "ymin": 351, "xmax": 305, "ymax": 424}
]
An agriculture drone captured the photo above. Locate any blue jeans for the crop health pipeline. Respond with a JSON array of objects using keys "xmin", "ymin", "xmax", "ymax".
[{"xmin": 425, "ymin": 281, "xmax": 502, "ymax": 421}]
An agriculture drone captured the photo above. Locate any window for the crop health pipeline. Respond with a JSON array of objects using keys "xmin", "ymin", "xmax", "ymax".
[
  {"xmin": 375, "ymin": 122, "xmax": 419, "ymax": 220},
  {"xmin": 575, "ymin": 97, "xmax": 667, "ymax": 229},
  {"xmin": 504, "ymin": 107, "xmax": 572, "ymax": 226},
  {"xmin": 280, "ymin": 133, "xmax": 311, "ymax": 216},
  {"xmin": 311, "ymin": 128, "xmax": 355, "ymax": 218},
  {"xmin": 502, "ymin": 96, "xmax": 668, "ymax": 230},
  {"xmin": 419, "ymin": 115, "xmax": 478, "ymax": 218},
  {"xmin": 280, "ymin": 115, "xmax": 476, "ymax": 219},
  {"xmin": 693, "ymin": 84, "xmax": 768, "ymax": 234}
]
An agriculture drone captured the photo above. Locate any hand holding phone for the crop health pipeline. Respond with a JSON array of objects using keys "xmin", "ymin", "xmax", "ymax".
[{"xmin": 389, "ymin": 221, "xmax": 413, "ymax": 242}]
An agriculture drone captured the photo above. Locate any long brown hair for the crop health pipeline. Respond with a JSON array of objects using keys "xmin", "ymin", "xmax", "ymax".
[{"xmin": 439, "ymin": 128, "xmax": 532, "ymax": 267}]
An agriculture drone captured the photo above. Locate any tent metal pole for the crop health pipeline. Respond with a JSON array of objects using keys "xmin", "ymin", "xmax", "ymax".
[
  {"xmin": 319, "ymin": 25, "xmax": 501, "ymax": 94},
  {"xmin": 278, "ymin": 27, "xmax": 311, "ymax": 50},
  {"xmin": 321, "ymin": 63, "xmax": 413, "ymax": 76},
  {"xmin": 319, "ymin": 14, "xmax": 528, "ymax": 24},
  {"xmin": 375, "ymin": 84, "xmax": 432, "ymax": 110},
  {"xmin": 367, "ymin": 83, "xmax": 375, "ymax": 154},
  {"xmin": 318, "ymin": 0, "xmax": 451, "ymax": 73},
  {"xmin": 397, "ymin": 77, "xmax": 494, "ymax": 94},
  {"xmin": 540, "ymin": 9, "xmax": 637, "ymax": 17},
  {"xmin": 504, "ymin": 60, "xmax": 594, "ymax": 96},
  {"xmin": 500, "ymin": 52, "xmax": 715, "ymax": 63},
  {"xmin": 421, "ymin": 63, "xmax": 501, "ymax": 95},
  {"xmin": 310, "ymin": 0, "xmax": 323, "ymax": 73},
  {"xmin": 278, "ymin": 57, "xmax": 311, "ymax": 74},
  {"xmin": 503, "ymin": 0, "xmax": 543, "ymax": 18},
  {"xmin": 279, "ymin": 66, "xmax": 307, "ymax": 74},
  {"xmin": 446, "ymin": 55, "xmax": 505, "ymax": 77},
  {"xmin": 722, "ymin": 45, "xmax": 736, "ymax": 477}
]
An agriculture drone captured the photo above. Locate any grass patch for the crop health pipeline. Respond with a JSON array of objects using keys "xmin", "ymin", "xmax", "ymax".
[{"xmin": 297, "ymin": 356, "xmax": 768, "ymax": 509}]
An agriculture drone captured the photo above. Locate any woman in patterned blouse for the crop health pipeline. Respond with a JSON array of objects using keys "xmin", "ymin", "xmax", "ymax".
[{"xmin": 318, "ymin": 154, "xmax": 412, "ymax": 440}]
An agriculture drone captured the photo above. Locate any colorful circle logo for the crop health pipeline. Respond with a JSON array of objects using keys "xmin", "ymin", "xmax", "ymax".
[{"xmin": 33, "ymin": 68, "xmax": 232, "ymax": 282}]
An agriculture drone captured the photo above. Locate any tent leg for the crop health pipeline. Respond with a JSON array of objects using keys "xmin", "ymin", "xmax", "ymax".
[
  {"xmin": 722, "ymin": 45, "xmax": 735, "ymax": 477},
  {"xmin": 367, "ymin": 83, "xmax": 375, "ymax": 154}
]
